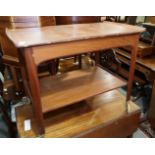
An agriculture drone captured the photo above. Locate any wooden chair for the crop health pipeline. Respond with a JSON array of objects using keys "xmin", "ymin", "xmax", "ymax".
[
  {"xmin": 0, "ymin": 66, "xmax": 15, "ymax": 137},
  {"xmin": 55, "ymin": 16, "xmax": 101, "ymax": 69},
  {"xmin": 0, "ymin": 16, "xmax": 56, "ymax": 94}
]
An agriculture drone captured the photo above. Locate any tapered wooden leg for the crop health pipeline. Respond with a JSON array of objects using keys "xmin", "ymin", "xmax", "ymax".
[
  {"xmin": 48, "ymin": 59, "xmax": 59, "ymax": 75},
  {"xmin": 20, "ymin": 48, "xmax": 45, "ymax": 135},
  {"xmin": 126, "ymin": 38, "xmax": 139, "ymax": 112}
]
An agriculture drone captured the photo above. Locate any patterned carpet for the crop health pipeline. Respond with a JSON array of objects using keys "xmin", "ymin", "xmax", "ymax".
[
  {"xmin": 139, "ymin": 121, "xmax": 155, "ymax": 138},
  {"xmin": 119, "ymin": 86, "xmax": 155, "ymax": 138}
]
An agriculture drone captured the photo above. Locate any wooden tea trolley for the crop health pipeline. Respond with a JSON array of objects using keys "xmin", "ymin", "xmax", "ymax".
[{"xmin": 6, "ymin": 22, "xmax": 144, "ymax": 136}]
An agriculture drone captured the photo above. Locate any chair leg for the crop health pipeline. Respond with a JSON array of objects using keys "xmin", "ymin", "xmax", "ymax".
[
  {"xmin": 74, "ymin": 56, "xmax": 78, "ymax": 63},
  {"xmin": 78, "ymin": 55, "xmax": 82, "ymax": 69},
  {"xmin": 10, "ymin": 66, "xmax": 22, "ymax": 94},
  {"xmin": 95, "ymin": 52, "xmax": 100, "ymax": 65},
  {"xmin": 48, "ymin": 59, "xmax": 59, "ymax": 75}
]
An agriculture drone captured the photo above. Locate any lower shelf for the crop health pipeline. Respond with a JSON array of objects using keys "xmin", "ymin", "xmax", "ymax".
[
  {"xmin": 40, "ymin": 66, "xmax": 126, "ymax": 113},
  {"xmin": 15, "ymin": 90, "xmax": 140, "ymax": 138}
]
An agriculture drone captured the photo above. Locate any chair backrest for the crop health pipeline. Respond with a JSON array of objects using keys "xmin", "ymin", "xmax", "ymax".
[
  {"xmin": 0, "ymin": 16, "xmax": 56, "ymax": 59},
  {"xmin": 55, "ymin": 16, "xmax": 101, "ymax": 25}
]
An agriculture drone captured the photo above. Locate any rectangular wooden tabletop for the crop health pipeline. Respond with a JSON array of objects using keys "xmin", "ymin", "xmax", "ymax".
[{"xmin": 6, "ymin": 21, "xmax": 145, "ymax": 48}]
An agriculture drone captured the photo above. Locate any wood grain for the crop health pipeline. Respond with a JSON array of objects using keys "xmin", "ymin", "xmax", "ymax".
[
  {"xmin": 32, "ymin": 34, "xmax": 139, "ymax": 65},
  {"xmin": 6, "ymin": 22, "xmax": 145, "ymax": 48},
  {"xmin": 7, "ymin": 21, "xmax": 143, "ymax": 135},
  {"xmin": 40, "ymin": 66, "xmax": 126, "ymax": 113},
  {"xmin": 15, "ymin": 90, "xmax": 140, "ymax": 138}
]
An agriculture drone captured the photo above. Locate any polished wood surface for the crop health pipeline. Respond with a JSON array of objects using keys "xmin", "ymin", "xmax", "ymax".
[
  {"xmin": 31, "ymin": 34, "xmax": 140, "ymax": 65},
  {"xmin": 40, "ymin": 66, "xmax": 126, "ymax": 113},
  {"xmin": 6, "ymin": 22, "xmax": 143, "ymax": 135},
  {"xmin": 15, "ymin": 90, "xmax": 140, "ymax": 138},
  {"xmin": 6, "ymin": 22, "xmax": 144, "ymax": 48}
]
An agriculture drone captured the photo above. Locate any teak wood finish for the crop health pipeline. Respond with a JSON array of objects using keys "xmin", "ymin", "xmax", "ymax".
[
  {"xmin": 40, "ymin": 67, "xmax": 126, "ymax": 113},
  {"xmin": 6, "ymin": 22, "xmax": 144, "ymax": 135}
]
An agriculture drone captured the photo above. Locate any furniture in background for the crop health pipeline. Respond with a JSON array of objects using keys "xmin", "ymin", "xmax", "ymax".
[
  {"xmin": 0, "ymin": 16, "xmax": 56, "ymax": 94},
  {"xmin": 122, "ymin": 22, "xmax": 155, "ymax": 58},
  {"xmin": 0, "ymin": 68, "xmax": 15, "ymax": 137},
  {"xmin": 6, "ymin": 22, "xmax": 144, "ymax": 136},
  {"xmin": 111, "ymin": 48, "xmax": 155, "ymax": 126},
  {"xmin": 55, "ymin": 16, "xmax": 101, "ymax": 25},
  {"xmin": 105, "ymin": 16, "xmax": 140, "ymax": 24},
  {"xmin": 110, "ymin": 22, "xmax": 155, "ymax": 116},
  {"xmin": 145, "ymin": 16, "xmax": 155, "ymax": 24},
  {"xmin": 105, "ymin": 16, "xmax": 127, "ymax": 23}
]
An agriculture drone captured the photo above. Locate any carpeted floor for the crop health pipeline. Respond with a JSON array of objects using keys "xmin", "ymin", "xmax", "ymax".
[{"xmin": 139, "ymin": 121, "xmax": 155, "ymax": 138}]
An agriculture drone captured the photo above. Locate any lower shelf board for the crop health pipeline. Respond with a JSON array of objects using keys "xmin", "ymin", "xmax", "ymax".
[
  {"xmin": 40, "ymin": 66, "xmax": 126, "ymax": 113},
  {"xmin": 15, "ymin": 90, "xmax": 140, "ymax": 138}
]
